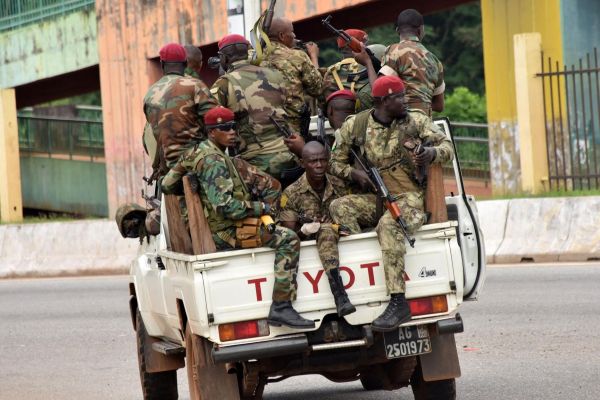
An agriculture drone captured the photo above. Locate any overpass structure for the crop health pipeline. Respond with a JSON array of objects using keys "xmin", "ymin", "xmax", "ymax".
[{"xmin": 1, "ymin": 0, "xmax": 599, "ymax": 220}]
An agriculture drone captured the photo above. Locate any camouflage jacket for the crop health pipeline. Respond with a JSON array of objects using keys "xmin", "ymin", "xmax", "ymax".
[
  {"xmin": 330, "ymin": 110, "xmax": 453, "ymax": 196},
  {"xmin": 210, "ymin": 60, "xmax": 290, "ymax": 148},
  {"xmin": 322, "ymin": 58, "xmax": 372, "ymax": 112},
  {"xmin": 143, "ymin": 73, "xmax": 216, "ymax": 175},
  {"xmin": 261, "ymin": 41, "xmax": 323, "ymax": 119},
  {"xmin": 279, "ymin": 173, "xmax": 350, "ymax": 223},
  {"xmin": 161, "ymin": 140, "xmax": 280, "ymax": 233},
  {"xmin": 379, "ymin": 36, "xmax": 444, "ymax": 115}
]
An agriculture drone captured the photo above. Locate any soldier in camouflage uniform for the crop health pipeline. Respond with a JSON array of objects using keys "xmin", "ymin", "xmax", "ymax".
[
  {"xmin": 161, "ymin": 107, "xmax": 314, "ymax": 330},
  {"xmin": 378, "ymin": 9, "xmax": 445, "ymax": 116},
  {"xmin": 322, "ymin": 29, "xmax": 373, "ymax": 112},
  {"xmin": 329, "ymin": 76, "xmax": 454, "ymax": 332},
  {"xmin": 279, "ymin": 141, "xmax": 355, "ymax": 317},
  {"xmin": 183, "ymin": 45, "xmax": 203, "ymax": 79},
  {"xmin": 263, "ymin": 17, "xmax": 323, "ymax": 134},
  {"xmin": 143, "ymin": 43, "xmax": 216, "ymax": 178},
  {"xmin": 210, "ymin": 34, "xmax": 299, "ymax": 180}
]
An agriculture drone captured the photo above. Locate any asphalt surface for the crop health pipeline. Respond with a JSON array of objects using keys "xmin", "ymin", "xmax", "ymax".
[{"xmin": 0, "ymin": 263, "xmax": 599, "ymax": 400}]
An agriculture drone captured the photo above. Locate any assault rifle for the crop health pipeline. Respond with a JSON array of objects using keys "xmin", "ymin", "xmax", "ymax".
[
  {"xmin": 268, "ymin": 112, "xmax": 305, "ymax": 188},
  {"xmin": 403, "ymin": 140, "xmax": 432, "ymax": 188},
  {"xmin": 351, "ymin": 149, "xmax": 416, "ymax": 247},
  {"xmin": 321, "ymin": 15, "xmax": 382, "ymax": 72},
  {"xmin": 316, "ymin": 109, "xmax": 329, "ymax": 150},
  {"xmin": 250, "ymin": 0, "xmax": 277, "ymax": 65}
]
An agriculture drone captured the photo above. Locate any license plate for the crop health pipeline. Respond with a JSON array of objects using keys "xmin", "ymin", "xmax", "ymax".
[{"xmin": 383, "ymin": 325, "xmax": 431, "ymax": 359}]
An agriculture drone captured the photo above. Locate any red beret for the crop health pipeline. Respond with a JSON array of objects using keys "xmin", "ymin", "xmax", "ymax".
[
  {"xmin": 218, "ymin": 34, "xmax": 249, "ymax": 50},
  {"xmin": 205, "ymin": 106, "xmax": 235, "ymax": 126},
  {"xmin": 372, "ymin": 75, "xmax": 405, "ymax": 97},
  {"xmin": 159, "ymin": 43, "xmax": 187, "ymax": 62},
  {"xmin": 326, "ymin": 89, "xmax": 356, "ymax": 104},
  {"xmin": 337, "ymin": 29, "xmax": 367, "ymax": 48}
]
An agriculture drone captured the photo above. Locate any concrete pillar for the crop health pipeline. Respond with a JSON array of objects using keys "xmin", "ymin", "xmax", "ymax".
[
  {"xmin": 0, "ymin": 89, "xmax": 23, "ymax": 222},
  {"xmin": 514, "ymin": 33, "xmax": 549, "ymax": 194}
]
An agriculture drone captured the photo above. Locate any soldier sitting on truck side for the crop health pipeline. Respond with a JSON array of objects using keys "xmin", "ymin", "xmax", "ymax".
[
  {"xmin": 279, "ymin": 141, "xmax": 356, "ymax": 317},
  {"xmin": 161, "ymin": 106, "xmax": 315, "ymax": 330},
  {"xmin": 328, "ymin": 76, "xmax": 454, "ymax": 332}
]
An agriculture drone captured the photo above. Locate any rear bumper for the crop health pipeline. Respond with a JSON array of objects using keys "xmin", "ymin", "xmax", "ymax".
[
  {"xmin": 212, "ymin": 335, "xmax": 309, "ymax": 363},
  {"xmin": 211, "ymin": 314, "xmax": 464, "ymax": 364}
]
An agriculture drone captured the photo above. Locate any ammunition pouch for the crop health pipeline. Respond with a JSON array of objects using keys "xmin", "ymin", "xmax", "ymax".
[{"xmin": 236, "ymin": 217, "xmax": 262, "ymax": 248}]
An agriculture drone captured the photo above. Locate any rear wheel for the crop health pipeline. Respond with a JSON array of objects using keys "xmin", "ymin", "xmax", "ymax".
[
  {"xmin": 136, "ymin": 309, "xmax": 178, "ymax": 400},
  {"xmin": 359, "ymin": 371, "xmax": 385, "ymax": 391},
  {"xmin": 410, "ymin": 363, "xmax": 456, "ymax": 400}
]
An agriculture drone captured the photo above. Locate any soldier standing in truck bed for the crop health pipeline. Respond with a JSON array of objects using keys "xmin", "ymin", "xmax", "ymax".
[
  {"xmin": 143, "ymin": 43, "xmax": 216, "ymax": 178},
  {"xmin": 210, "ymin": 34, "xmax": 300, "ymax": 182}
]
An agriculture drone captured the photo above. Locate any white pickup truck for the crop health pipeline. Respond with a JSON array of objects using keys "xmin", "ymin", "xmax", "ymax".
[{"xmin": 127, "ymin": 118, "xmax": 486, "ymax": 400}]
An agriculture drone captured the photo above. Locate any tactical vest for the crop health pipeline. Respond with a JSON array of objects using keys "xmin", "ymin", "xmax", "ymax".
[
  {"xmin": 223, "ymin": 63, "xmax": 287, "ymax": 146},
  {"xmin": 184, "ymin": 142, "xmax": 251, "ymax": 233},
  {"xmin": 351, "ymin": 110, "xmax": 421, "ymax": 194}
]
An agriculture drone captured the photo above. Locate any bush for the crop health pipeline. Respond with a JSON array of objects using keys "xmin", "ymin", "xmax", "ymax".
[{"xmin": 436, "ymin": 86, "xmax": 487, "ymax": 123}]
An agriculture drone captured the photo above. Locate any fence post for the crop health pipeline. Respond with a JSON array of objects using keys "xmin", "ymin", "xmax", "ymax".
[
  {"xmin": 0, "ymin": 89, "xmax": 23, "ymax": 222},
  {"xmin": 514, "ymin": 33, "xmax": 549, "ymax": 194}
]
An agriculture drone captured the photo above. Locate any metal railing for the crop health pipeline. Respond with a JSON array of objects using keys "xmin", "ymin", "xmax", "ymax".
[
  {"xmin": 449, "ymin": 122, "xmax": 490, "ymax": 180},
  {"xmin": 18, "ymin": 114, "xmax": 104, "ymax": 161},
  {"xmin": 537, "ymin": 48, "xmax": 600, "ymax": 191},
  {"xmin": 0, "ymin": 0, "xmax": 95, "ymax": 31}
]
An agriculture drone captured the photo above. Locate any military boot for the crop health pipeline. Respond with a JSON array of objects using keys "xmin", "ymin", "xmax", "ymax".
[
  {"xmin": 371, "ymin": 293, "xmax": 411, "ymax": 332},
  {"xmin": 267, "ymin": 301, "xmax": 316, "ymax": 329},
  {"xmin": 327, "ymin": 268, "xmax": 356, "ymax": 317}
]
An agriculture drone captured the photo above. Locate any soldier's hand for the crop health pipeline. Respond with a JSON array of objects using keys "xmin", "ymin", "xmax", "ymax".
[
  {"xmin": 284, "ymin": 134, "xmax": 305, "ymax": 157},
  {"xmin": 300, "ymin": 222, "xmax": 321, "ymax": 235},
  {"xmin": 413, "ymin": 147, "xmax": 437, "ymax": 166},
  {"xmin": 352, "ymin": 43, "xmax": 371, "ymax": 66},
  {"xmin": 305, "ymin": 42, "xmax": 319, "ymax": 58},
  {"xmin": 351, "ymin": 168, "xmax": 374, "ymax": 191}
]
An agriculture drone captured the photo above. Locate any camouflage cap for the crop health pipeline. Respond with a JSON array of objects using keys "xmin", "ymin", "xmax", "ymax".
[{"xmin": 115, "ymin": 203, "xmax": 147, "ymax": 238}]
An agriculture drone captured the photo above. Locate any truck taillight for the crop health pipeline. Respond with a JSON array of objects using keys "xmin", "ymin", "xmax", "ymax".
[
  {"xmin": 408, "ymin": 295, "xmax": 448, "ymax": 316},
  {"xmin": 219, "ymin": 319, "xmax": 270, "ymax": 342}
]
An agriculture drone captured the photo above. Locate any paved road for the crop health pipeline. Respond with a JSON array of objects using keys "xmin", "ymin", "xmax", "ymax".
[{"xmin": 1, "ymin": 264, "xmax": 599, "ymax": 400}]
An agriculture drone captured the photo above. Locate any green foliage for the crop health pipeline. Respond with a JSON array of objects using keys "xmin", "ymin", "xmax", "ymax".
[{"xmin": 437, "ymin": 86, "xmax": 487, "ymax": 123}]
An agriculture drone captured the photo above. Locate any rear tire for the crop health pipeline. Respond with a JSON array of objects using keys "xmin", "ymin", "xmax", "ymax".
[
  {"xmin": 410, "ymin": 363, "xmax": 456, "ymax": 400},
  {"xmin": 359, "ymin": 372, "xmax": 385, "ymax": 391},
  {"xmin": 136, "ymin": 309, "xmax": 178, "ymax": 400}
]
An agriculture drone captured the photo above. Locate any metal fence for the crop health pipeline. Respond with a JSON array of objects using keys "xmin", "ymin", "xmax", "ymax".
[
  {"xmin": 0, "ymin": 0, "xmax": 95, "ymax": 31},
  {"xmin": 449, "ymin": 122, "xmax": 490, "ymax": 180},
  {"xmin": 18, "ymin": 114, "xmax": 104, "ymax": 161},
  {"xmin": 537, "ymin": 48, "xmax": 600, "ymax": 190}
]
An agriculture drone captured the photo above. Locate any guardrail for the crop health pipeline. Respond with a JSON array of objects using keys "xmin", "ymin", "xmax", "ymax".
[
  {"xmin": 18, "ymin": 114, "xmax": 104, "ymax": 162},
  {"xmin": 0, "ymin": 0, "xmax": 95, "ymax": 31}
]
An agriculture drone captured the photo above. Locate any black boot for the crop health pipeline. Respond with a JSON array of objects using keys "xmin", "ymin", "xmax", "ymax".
[
  {"xmin": 267, "ymin": 301, "xmax": 316, "ymax": 329},
  {"xmin": 327, "ymin": 269, "xmax": 356, "ymax": 317},
  {"xmin": 371, "ymin": 293, "xmax": 411, "ymax": 332}
]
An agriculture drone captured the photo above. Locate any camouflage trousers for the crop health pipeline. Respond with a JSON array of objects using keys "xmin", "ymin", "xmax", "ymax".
[
  {"xmin": 243, "ymin": 151, "xmax": 298, "ymax": 181},
  {"xmin": 329, "ymin": 192, "xmax": 426, "ymax": 294},
  {"xmin": 315, "ymin": 224, "xmax": 340, "ymax": 272},
  {"xmin": 213, "ymin": 225, "xmax": 300, "ymax": 302}
]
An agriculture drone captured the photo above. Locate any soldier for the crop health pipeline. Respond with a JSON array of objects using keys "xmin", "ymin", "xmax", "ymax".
[
  {"xmin": 183, "ymin": 45, "xmax": 203, "ymax": 79},
  {"xmin": 263, "ymin": 17, "xmax": 323, "ymax": 135},
  {"xmin": 210, "ymin": 34, "xmax": 300, "ymax": 181},
  {"xmin": 279, "ymin": 141, "xmax": 355, "ymax": 317},
  {"xmin": 325, "ymin": 89, "xmax": 358, "ymax": 132},
  {"xmin": 322, "ymin": 29, "xmax": 374, "ymax": 112},
  {"xmin": 143, "ymin": 43, "xmax": 216, "ymax": 178},
  {"xmin": 328, "ymin": 76, "xmax": 454, "ymax": 332},
  {"xmin": 161, "ymin": 107, "xmax": 314, "ymax": 330},
  {"xmin": 378, "ymin": 9, "xmax": 445, "ymax": 116}
]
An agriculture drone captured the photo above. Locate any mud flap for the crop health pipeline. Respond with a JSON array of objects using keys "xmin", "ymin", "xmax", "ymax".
[{"xmin": 419, "ymin": 333, "xmax": 461, "ymax": 381}]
